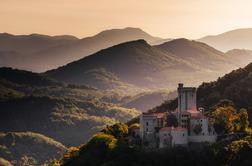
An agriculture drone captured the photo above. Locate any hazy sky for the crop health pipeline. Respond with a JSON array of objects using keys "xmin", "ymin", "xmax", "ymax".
[{"xmin": 1, "ymin": 0, "xmax": 252, "ymax": 39}]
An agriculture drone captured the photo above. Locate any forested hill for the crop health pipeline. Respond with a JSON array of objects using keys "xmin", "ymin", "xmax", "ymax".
[
  {"xmin": 152, "ymin": 62, "xmax": 252, "ymax": 123},
  {"xmin": 197, "ymin": 63, "xmax": 252, "ymax": 116},
  {"xmin": 0, "ymin": 67, "xmax": 139, "ymax": 147}
]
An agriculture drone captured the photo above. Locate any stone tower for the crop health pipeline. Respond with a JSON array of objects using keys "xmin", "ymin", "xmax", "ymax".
[{"xmin": 177, "ymin": 83, "xmax": 197, "ymax": 126}]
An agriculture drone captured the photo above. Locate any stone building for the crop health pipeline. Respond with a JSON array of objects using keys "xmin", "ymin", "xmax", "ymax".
[{"xmin": 140, "ymin": 83, "xmax": 217, "ymax": 149}]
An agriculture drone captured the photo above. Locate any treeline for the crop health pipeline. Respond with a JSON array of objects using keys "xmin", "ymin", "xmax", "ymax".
[{"xmin": 51, "ymin": 121, "xmax": 252, "ymax": 166}]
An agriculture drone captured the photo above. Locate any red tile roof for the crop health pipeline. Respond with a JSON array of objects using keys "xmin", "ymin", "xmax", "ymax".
[{"xmin": 185, "ymin": 109, "xmax": 206, "ymax": 119}]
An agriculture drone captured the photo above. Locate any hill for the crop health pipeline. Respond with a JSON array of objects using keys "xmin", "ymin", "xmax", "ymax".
[
  {"xmin": 0, "ymin": 67, "xmax": 139, "ymax": 146},
  {"xmin": 156, "ymin": 38, "xmax": 234, "ymax": 71},
  {"xmin": 197, "ymin": 62, "xmax": 252, "ymax": 122},
  {"xmin": 0, "ymin": 132, "xmax": 67, "ymax": 166},
  {"xmin": 198, "ymin": 28, "xmax": 252, "ymax": 51},
  {"xmin": 0, "ymin": 28, "xmax": 161, "ymax": 72},
  {"xmin": 0, "ymin": 96, "xmax": 139, "ymax": 146},
  {"xmin": 46, "ymin": 39, "xmax": 238, "ymax": 92}
]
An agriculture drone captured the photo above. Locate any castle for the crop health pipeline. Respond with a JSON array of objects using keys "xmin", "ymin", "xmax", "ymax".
[{"xmin": 139, "ymin": 83, "xmax": 217, "ymax": 148}]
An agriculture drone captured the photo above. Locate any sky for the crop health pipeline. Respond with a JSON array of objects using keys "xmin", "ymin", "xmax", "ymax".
[{"xmin": 1, "ymin": 0, "xmax": 252, "ymax": 39}]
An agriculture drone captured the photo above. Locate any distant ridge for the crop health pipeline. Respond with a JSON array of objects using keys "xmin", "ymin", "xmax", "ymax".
[
  {"xmin": 198, "ymin": 28, "xmax": 252, "ymax": 51},
  {"xmin": 0, "ymin": 27, "xmax": 162, "ymax": 72}
]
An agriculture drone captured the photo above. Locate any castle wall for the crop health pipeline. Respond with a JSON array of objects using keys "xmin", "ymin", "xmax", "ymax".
[
  {"xmin": 140, "ymin": 114, "xmax": 157, "ymax": 142},
  {"xmin": 188, "ymin": 135, "xmax": 217, "ymax": 143},
  {"xmin": 159, "ymin": 128, "xmax": 188, "ymax": 148}
]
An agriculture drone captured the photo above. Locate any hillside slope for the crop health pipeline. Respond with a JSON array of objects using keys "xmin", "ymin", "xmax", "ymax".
[
  {"xmin": 197, "ymin": 63, "xmax": 252, "ymax": 119},
  {"xmin": 0, "ymin": 68, "xmax": 139, "ymax": 146},
  {"xmin": 0, "ymin": 132, "xmax": 67, "ymax": 166}
]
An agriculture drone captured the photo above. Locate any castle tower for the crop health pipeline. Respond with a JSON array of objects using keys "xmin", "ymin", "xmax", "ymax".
[{"xmin": 177, "ymin": 83, "xmax": 197, "ymax": 127}]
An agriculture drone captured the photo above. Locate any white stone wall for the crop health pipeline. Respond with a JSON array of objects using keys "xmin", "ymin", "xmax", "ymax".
[
  {"xmin": 171, "ymin": 130, "xmax": 188, "ymax": 146},
  {"xmin": 189, "ymin": 118, "xmax": 217, "ymax": 143},
  {"xmin": 159, "ymin": 131, "xmax": 172, "ymax": 148},
  {"xmin": 140, "ymin": 114, "xmax": 157, "ymax": 141},
  {"xmin": 159, "ymin": 130, "xmax": 188, "ymax": 148}
]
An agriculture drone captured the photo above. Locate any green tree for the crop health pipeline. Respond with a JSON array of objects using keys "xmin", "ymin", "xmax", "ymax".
[
  {"xmin": 101, "ymin": 123, "xmax": 128, "ymax": 139},
  {"xmin": 239, "ymin": 108, "xmax": 249, "ymax": 132},
  {"xmin": 225, "ymin": 139, "xmax": 252, "ymax": 166},
  {"xmin": 211, "ymin": 106, "xmax": 239, "ymax": 134},
  {"xmin": 62, "ymin": 132, "xmax": 118, "ymax": 166}
]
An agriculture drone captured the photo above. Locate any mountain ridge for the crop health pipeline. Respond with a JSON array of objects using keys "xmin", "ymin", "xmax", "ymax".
[
  {"xmin": 0, "ymin": 28, "xmax": 162, "ymax": 72},
  {"xmin": 198, "ymin": 28, "xmax": 252, "ymax": 51},
  {"xmin": 46, "ymin": 38, "xmax": 239, "ymax": 92}
]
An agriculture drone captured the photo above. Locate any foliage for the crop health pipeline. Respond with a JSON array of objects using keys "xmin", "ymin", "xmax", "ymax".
[
  {"xmin": 239, "ymin": 108, "xmax": 249, "ymax": 132},
  {"xmin": 62, "ymin": 132, "xmax": 119, "ymax": 166},
  {"xmin": 101, "ymin": 123, "xmax": 128, "ymax": 139},
  {"xmin": 129, "ymin": 123, "xmax": 140, "ymax": 128},
  {"xmin": 197, "ymin": 63, "xmax": 252, "ymax": 124},
  {"xmin": 150, "ymin": 98, "xmax": 178, "ymax": 113},
  {"xmin": 56, "ymin": 129, "xmax": 252, "ymax": 166},
  {"xmin": 224, "ymin": 139, "xmax": 252, "ymax": 166},
  {"xmin": 166, "ymin": 113, "xmax": 178, "ymax": 127},
  {"xmin": 210, "ymin": 101, "xmax": 249, "ymax": 134},
  {"xmin": 0, "ymin": 132, "xmax": 67, "ymax": 166}
]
